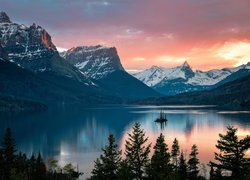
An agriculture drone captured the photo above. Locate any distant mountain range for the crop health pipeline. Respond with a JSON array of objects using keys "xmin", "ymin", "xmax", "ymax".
[
  {"xmin": 134, "ymin": 74, "xmax": 250, "ymax": 108},
  {"xmin": 0, "ymin": 11, "xmax": 159, "ymax": 107},
  {"xmin": 133, "ymin": 61, "xmax": 250, "ymax": 95}
]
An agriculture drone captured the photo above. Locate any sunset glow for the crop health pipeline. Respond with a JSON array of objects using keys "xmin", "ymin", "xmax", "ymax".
[{"xmin": 1, "ymin": 0, "xmax": 250, "ymax": 70}]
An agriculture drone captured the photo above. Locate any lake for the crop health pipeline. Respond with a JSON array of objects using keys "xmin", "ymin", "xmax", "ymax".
[{"xmin": 0, "ymin": 105, "xmax": 250, "ymax": 179}]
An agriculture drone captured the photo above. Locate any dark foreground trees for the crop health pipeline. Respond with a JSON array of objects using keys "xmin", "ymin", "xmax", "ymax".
[
  {"xmin": 91, "ymin": 134, "xmax": 121, "ymax": 179},
  {"xmin": 209, "ymin": 126, "xmax": 250, "ymax": 180},
  {"xmin": 91, "ymin": 123, "xmax": 205, "ymax": 180},
  {"xmin": 148, "ymin": 133, "xmax": 172, "ymax": 179},
  {"xmin": 0, "ymin": 128, "xmax": 82, "ymax": 180}
]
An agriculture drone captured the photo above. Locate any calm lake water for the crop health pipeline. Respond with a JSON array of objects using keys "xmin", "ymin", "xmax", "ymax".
[{"xmin": 0, "ymin": 105, "xmax": 250, "ymax": 179}]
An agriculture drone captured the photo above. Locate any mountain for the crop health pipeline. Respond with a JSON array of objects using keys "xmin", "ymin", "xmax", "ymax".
[
  {"xmin": 133, "ymin": 61, "xmax": 250, "ymax": 95},
  {"xmin": 0, "ymin": 11, "xmax": 97, "ymax": 87},
  {"xmin": 62, "ymin": 45, "xmax": 160, "ymax": 99},
  {"xmin": 61, "ymin": 45, "xmax": 124, "ymax": 79},
  {"xmin": 134, "ymin": 74, "xmax": 250, "ymax": 108},
  {"xmin": 0, "ymin": 12, "xmax": 128, "ymax": 105},
  {"xmin": 0, "ymin": 44, "xmax": 121, "ymax": 105}
]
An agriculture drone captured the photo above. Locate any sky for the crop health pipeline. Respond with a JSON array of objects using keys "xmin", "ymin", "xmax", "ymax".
[{"xmin": 1, "ymin": 0, "xmax": 250, "ymax": 71}]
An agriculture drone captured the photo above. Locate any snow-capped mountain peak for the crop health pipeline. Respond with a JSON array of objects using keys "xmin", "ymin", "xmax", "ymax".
[
  {"xmin": 62, "ymin": 45, "xmax": 125, "ymax": 79},
  {"xmin": 133, "ymin": 61, "xmax": 250, "ymax": 95}
]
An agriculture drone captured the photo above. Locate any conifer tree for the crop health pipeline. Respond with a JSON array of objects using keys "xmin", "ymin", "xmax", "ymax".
[
  {"xmin": 15, "ymin": 152, "xmax": 28, "ymax": 177},
  {"xmin": 148, "ymin": 133, "xmax": 171, "ymax": 179},
  {"xmin": 171, "ymin": 138, "xmax": 180, "ymax": 171},
  {"xmin": 178, "ymin": 151, "xmax": 187, "ymax": 180},
  {"xmin": 117, "ymin": 159, "xmax": 133, "ymax": 180},
  {"xmin": 2, "ymin": 128, "xmax": 17, "ymax": 180},
  {"xmin": 210, "ymin": 126, "xmax": 250, "ymax": 179},
  {"xmin": 29, "ymin": 154, "xmax": 36, "ymax": 179},
  {"xmin": 0, "ymin": 150, "xmax": 4, "ymax": 180},
  {"xmin": 35, "ymin": 152, "xmax": 47, "ymax": 179},
  {"xmin": 187, "ymin": 144, "xmax": 200, "ymax": 179},
  {"xmin": 124, "ymin": 122, "xmax": 151, "ymax": 180},
  {"xmin": 91, "ymin": 134, "xmax": 121, "ymax": 180}
]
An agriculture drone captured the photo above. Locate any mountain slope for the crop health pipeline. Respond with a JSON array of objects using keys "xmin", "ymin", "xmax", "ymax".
[
  {"xmin": 0, "ymin": 44, "xmax": 120, "ymax": 105},
  {"xmin": 62, "ymin": 45, "xmax": 160, "ymax": 99},
  {"xmin": 0, "ymin": 11, "xmax": 98, "ymax": 88},
  {"xmin": 135, "ymin": 75, "xmax": 250, "ymax": 107},
  {"xmin": 133, "ymin": 61, "xmax": 250, "ymax": 95}
]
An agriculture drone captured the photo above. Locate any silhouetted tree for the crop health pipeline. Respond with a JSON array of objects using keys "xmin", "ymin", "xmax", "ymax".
[
  {"xmin": 210, "ymin": 126, "xmax": 250, "ymax": 179},
  {"xmin": 178, "ymin": 151, "xmax": 187, "ymax": 180},
  {"xmin": 35, "ymin": 152, "xmax": 47, "ymax": 179},
  {"xmin": 148, "ymin": 133, "xmax": 171, "ymax": 179},
  {"xmin": 91, "ymin": 134, "xmax": 121, "ymax": 180},
  {"xmin": 2, "ymin": 128, "xmax": 17, "ymax": 180},
  {"xmin": 0, "ymin": 150, "xmax": 4, "ymax": 180},
  {"xmin": 171, "ymin": 138, "xmax": 180, "ymax": 171},
  {"xmin": 117, "ymin": 159, "xmax": 133, "ymax": 180},
  {"xmin": 15, "ymin": 152, "xmax": 28, "ymax": 178},
  {"xmin": 29, "ymin": 154, "xmax": 36, "ymax": 179},
  {"xmin": 187, "ymin": 144, "xmax": 199, "ymax": 179},
  {"xmin": 124, "ymin": 123, "xmax": 151, "ymax": 180}
]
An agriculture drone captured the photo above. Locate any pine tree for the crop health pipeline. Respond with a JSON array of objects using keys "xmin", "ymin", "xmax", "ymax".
[
  {"xmin": 124, "ymin": 122, "xmax": 151, "ymax": 180},
  {"xmin": 0, "ymin": 150, "xmax": 4, "ymax": 180},
  {"xmin": 210, "ymin": 126, "xmax": 250, "ymax": 179},
  {"xmin": 178, "ymin": 151, "xmax": 187, "ymax": 180},
  {"xmin": 29, "ymin": 154, "xmax": 36, "ymax": 179},
  {"xmin": 117, "ymin": 159, "xmax": 133, "ymax": 180},
  {"xmin": 187, "ymin": 144, "xmax": 199, "ymax": 179},
  {"xmin": 15, "ymin": 152, "xmax": 28, "ymax": 177},
  {"xmin": 2, "ymin": 128, "xmax": 17, "ymax": 180},
  {"xmin": 35, "ymin": 152, "xmax": 47, "ymax": 179},
  {"xmin": 148, "ymin": 133, "xmax": 171, "ymax": 179},
  {"xmin": 91, "ymin": 134, "xmax": 121, "ymax": 180},
  {"xmin": 91, "ymin": 158, "xmax": 104, "ymax": 179},
  {"xmin": 171, "ymin": 138, "xmax": 180, "ymax": 171}
]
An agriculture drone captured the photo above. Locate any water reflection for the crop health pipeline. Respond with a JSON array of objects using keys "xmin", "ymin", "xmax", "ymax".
[{"xmin": 0, "ymin": 105, "xmax": 250, "ymax": 179}]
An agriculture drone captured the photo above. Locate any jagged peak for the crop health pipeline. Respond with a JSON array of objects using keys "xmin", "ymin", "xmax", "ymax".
[
  {"xmin": 182, "ymin": 60, "xmax": 190, "ymax": 67},
  {"xmin": 0, "ymin": 11, "xmax": 11, "ymax": 23},
  {"xmin": 150, "ymin": 65, "xmax": 161, "ymax": 69}
]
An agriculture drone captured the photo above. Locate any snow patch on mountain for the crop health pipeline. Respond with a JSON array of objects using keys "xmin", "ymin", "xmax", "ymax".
[
  {"xmin": 61, "ymin": 45, "xmax": 125, "ymax": 79},
  {"xmin": 133, "ymin": 61, "xmax": 250, "ymax": 88}
]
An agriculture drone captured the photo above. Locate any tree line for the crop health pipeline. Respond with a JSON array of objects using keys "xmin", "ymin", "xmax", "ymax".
[
  {"xmin": 0, "ymin": 128, "xmax": 82, "ymax": 180},
  {"xmin": 90, "ymin": 123, "xmax": 250, "ymax": 180},
  {"xmin": 0, "ymin": 123, "xmax": 249, "ymax": 180}
]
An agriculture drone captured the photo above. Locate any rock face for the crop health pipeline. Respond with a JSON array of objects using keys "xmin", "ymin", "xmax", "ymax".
[
  {"xmin": 0, "ymin": 12, "xmax": 58, "ymax": 72},
  {"xmin": 133, "ymin": 61, "xmax": 250, "ymax": 95},
  {"xmin": 61, "ymin": 45, "xmax": 125, "ymax": 79},
  {"xmin": 0, "ymin": 12, "xmax": 97, "ymax": 85}
]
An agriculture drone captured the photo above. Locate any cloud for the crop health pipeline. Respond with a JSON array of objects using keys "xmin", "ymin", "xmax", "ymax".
[
  {"xmin": 216, "ymin": 41, "xmax": 250, "ymax": 66},
  {"xmin": 133, "ymin": 57, "xmax": 145, "ymax": 61}
]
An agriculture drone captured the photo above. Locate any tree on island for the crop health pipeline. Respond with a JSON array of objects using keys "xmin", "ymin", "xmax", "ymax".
[
  {"xmin": 148, "ymin": 133, "xmax": 172, "ymax": 179},
  {"xmin": 123, "ymin": 122, "xmax": 151, "ymax": 180},
  {"xmin": 209, "ymin": 126, "xmax": 250, "ymax": 179},
  {"xmin": 91, "ymin": 134, "xmax": 121, "ymax": 180}
]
